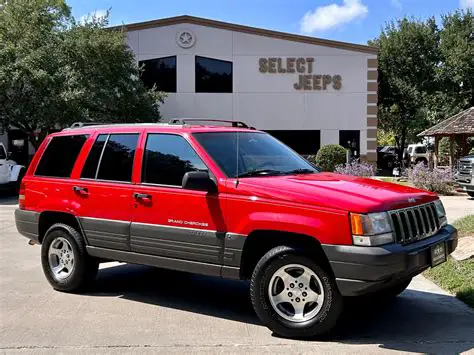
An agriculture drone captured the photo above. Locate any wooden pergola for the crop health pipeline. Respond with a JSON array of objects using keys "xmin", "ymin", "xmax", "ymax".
[{"xmin": 418, "ymin": 106, "xmax": 474, "ymax": 167}]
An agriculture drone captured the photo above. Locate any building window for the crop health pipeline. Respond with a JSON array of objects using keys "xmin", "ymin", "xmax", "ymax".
[
  {"xmin": 139, "ymin": 56, "xmax": 177, "ymax": 92},
  {"xmin": 195, "ymin": 56, "xmax": 232, "ymax": 93},
  {"xmin": 142, "ymin": 134, "xmax": 208, "ymax": 186},
  {"xmin": 35, "ymin": 135, "xmax": 89, "ymax": 178},
  {"xmin": 339, "ymin": 130, "xmax": 360, "ymax": 158},
  {"xmin": 265, "ymin": 130, "xmax": 321, "ymax": 155}
]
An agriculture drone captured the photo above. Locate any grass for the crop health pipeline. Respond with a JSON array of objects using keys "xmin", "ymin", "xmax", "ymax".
[
  {"xmin": 424, "ymin": 258, "xmax": 474, "ymax": 308},
  {"xmin": 424, "ymin": 214, "xmax": 474, "ymax": 308},
  {"xmin": 452, "ymin": 214, "xmax": 474, "ymax": 238}
]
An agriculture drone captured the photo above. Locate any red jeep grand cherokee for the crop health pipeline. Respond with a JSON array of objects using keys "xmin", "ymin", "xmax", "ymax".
[{"xmin": 15, "ymin": 120, "xmax": 457, "ymax": 338}]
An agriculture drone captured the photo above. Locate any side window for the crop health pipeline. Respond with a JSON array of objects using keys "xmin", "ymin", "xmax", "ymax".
[
  {"xmin": 415, "ymin": 146, "xmax": 427, "ymax": 154},
  {"xmin": 81, "ymin": 134, "xmax": 108, "ymax": 179},
  {"xmin": 142, "ymin": 134, "xmax": 207, "ymax": 186},
  {"xmin": 35, "ymin": 135, "xmax": 88, "ymax": 178},
  {"xmin": 96, "ymin": 134, "xmax": 139, "ymax": 182},
  {"xmin": 195, "ymin": 56, "xmax": 233, "ymax": 93},
  {"xmin": 0, "ymin": 145, "xmax": 6, "ymax": 160}
]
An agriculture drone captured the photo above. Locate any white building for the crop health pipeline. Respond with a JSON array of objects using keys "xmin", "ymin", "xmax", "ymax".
[{"xmin": 120, "ymin": 15, "xmax": 379, "ymax": 162}]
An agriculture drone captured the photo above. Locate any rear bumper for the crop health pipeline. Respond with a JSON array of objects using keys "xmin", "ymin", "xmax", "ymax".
[
  {"xmin": 15, "ymin": 209, "xmax": 40, "ymax": 243},
  {"xmin": 322, "ymin": 225, "xmax": 458, "ymax": 296}
]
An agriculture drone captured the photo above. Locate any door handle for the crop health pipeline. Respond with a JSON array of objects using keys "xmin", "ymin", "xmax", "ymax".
[
  {"xmin": 73, "ymin": 186, "xmax": 88, "ymax": 195},
  {"xmin": 133, "ymin": 192, "xmax": 152, "ymax": 201}
]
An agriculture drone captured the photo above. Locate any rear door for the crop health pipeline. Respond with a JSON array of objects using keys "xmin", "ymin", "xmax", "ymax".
[
  {"xmin": 71, "ymin": 132, "xmax": 140, "ymax": 251},
  {"xmin": 130, "ymin": 132, "xmax": 227, "ymax": 265}
]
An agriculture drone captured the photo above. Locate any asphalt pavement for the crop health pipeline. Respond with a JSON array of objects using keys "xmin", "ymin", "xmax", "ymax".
[{"xmin": 1, "ymin": 195, "xmax": 473, "ymax": 354}]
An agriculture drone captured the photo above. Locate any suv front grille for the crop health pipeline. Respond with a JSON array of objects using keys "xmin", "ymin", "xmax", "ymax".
[
  {"xmin": 458, "ymin": 160, "xmax": 472, "ymax": 175},
  {"xmin": 388, "ymin": 202, "xmax": 440, "ymax": 244}
]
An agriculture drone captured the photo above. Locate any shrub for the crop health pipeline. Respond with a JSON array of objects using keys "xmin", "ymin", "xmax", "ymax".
[
  {"xmin": 334, "ymin": 161, "xmax": 375, "ymax": 177},
  {"xmin": 407, "ymin": 162, "xmax": 454, "ymax": 194},
  {"xmin": 315, "ymin": 144, "xmax": 347, "ymax": 172}
]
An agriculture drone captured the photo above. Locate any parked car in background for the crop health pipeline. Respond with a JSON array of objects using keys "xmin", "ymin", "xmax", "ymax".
[
  {"xmin": 377, "ymin": 146, "xmax": 400, "ymax": 170},
  {"xmin": 15, "ymin": 120, "xmax": 457, "ymax": 338},
  {"xmin": 405, "ymin": 143, "xmax": 430, "ymax": 165},
  {"xmin": 0, "ymin": 142, "xmax": 25, "ymax": 193},
  {"xmin": 455, "ymin": 155, "xmax": 474, "ymax": 197}
]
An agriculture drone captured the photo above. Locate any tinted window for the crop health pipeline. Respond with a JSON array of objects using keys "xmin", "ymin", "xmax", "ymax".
[
  {"xmin": 266, "ymin": 130, "xmax": 321, "ymax": 155},
  {"xmin": 96, "ymin": 134, "xmax": 139, "ymax": 182},
  {"xmin": 195, "ymin": 56, "xmax": 232, "ymax": 93},
  {"xmin": 0, "ymin": 145, "xmax": 6, "ymax": 159},
  {"xmin": 415, "ymin": 146, "xmax": 427, "ymax": 154},
  {"xmin": 142, "ymin": 134, "xmax": 207, "ymax": 186},
  {"xmin": 139, "ymin": 56, "xmax": 176, "ymax": 92},
  {"xmin": 81, "ymin": 134, "xmax": 108, "ymax": 179},
  {"xmin": 35, "ymin": 135, "xmax": 88, "ymax": 177},
  {"xmin": 193, "ymin": 132, "xmax": 318, "ymax": 178}
]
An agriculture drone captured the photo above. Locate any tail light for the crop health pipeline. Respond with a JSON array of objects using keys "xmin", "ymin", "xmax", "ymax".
[{"xmin": 18, "ymin": 182, "xmax": 25, "ymax": 210}]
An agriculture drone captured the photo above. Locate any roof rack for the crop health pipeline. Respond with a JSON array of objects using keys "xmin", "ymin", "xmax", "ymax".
[
  {"xmin": 64, "ymin": 122, "xmax": 109, "ymax": 130},
  {"xmin": 169, "ymin": 118, "xmax": 252, "ymax": 128}
]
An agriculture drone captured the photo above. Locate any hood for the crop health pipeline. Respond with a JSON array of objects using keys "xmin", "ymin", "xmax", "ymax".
[{"xmin": 235, "ymin": 172, "xmax": 437, "ymax": 213}]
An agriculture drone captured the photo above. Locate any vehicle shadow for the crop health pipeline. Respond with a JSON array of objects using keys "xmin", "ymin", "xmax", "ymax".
[
  {"xmin": 87, "ymin": 263, "xmax": 474, "ymax": 353},
  {"xmin": 0, "ymin": 194, "xmax": 19, "ymax": 206}
]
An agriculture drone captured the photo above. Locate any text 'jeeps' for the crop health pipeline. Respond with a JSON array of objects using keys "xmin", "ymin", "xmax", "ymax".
[{"xmin": 15, "ymin": 120, "xmax": 457, "ymax": 338}]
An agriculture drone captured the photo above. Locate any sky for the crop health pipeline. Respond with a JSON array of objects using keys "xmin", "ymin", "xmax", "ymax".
[{"xmin": 69, "ymin": 0, "xmax": 473, "ymax": 45}]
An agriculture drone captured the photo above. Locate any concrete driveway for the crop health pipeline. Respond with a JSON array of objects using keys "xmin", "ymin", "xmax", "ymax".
[{"xmin": 1, "ymin": 195, "xmax": 473, "ymax": 354}]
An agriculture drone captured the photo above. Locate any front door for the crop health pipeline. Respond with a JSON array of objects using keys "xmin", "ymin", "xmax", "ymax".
[
  {"xmin": 72, "ymin": 133, "xmax": 139, "ymax": 251},
  {"xmin": 131, "ymin": 133, "xmax": 226, "ymax": 264}
]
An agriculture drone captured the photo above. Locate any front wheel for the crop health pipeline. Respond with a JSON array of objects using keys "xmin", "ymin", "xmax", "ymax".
[{"xmin": 250, "ymin": 246, "xmax": 342, "ymax": 338}]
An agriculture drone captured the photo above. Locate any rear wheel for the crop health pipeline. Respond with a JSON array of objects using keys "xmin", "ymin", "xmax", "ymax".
[
  {"xmin": 41, "ymin": 223, "xmax": 98, "ymax": 292},
  {"xmin": 250, "ymin": 246, "xmax": 342, "ymax": 338}
]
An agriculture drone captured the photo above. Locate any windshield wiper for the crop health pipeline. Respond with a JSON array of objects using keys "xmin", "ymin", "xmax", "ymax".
[
  {"xmin": 283, "ymin": 168, "xmax": 316, "ymax": 175},
  {"xmin": 236, "ymin": 169, "xmax": 283, "ymax": 178}
]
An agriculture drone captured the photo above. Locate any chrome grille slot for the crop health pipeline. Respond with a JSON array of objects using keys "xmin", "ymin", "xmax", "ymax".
[{"xmin": 388, "ymin": 202, "xmax": 440, "ymax": 244}]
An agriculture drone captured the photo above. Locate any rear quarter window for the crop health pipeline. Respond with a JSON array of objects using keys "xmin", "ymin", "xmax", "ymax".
[{"xmin": 35, "ymin": 135, "xmax": 88, "ymax": 178}]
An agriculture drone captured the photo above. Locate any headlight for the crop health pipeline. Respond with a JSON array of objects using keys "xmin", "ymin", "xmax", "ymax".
[
  {"xmin": 434, "ymin": 200, "xmax": 447, "ymax": 226},
  {"xmin": 350, "ymin": 212, "xmax": 394, "ymax": 246}
]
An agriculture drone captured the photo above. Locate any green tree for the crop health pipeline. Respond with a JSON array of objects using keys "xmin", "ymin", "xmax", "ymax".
[
  {"xmin": 369, "ymin": 17, "xmax": 440, "ymax": 159},
  {"xmin": 0, "ymin": 0, "xmax": 164, "ymax": 149}
]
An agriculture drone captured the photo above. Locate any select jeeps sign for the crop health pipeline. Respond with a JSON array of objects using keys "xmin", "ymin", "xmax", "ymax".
[{"xmin": 258, "ymin": 57, "xmax": 342, "ymax": 91}]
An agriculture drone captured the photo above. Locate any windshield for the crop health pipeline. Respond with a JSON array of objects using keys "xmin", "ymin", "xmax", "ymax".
[
  {"xmin": 193, "ymin": 131, "xmax": 319, "ymax": 178},
  {"xmin": 0, "ymin": 145, "xmax": 6, "ymax": 160}
]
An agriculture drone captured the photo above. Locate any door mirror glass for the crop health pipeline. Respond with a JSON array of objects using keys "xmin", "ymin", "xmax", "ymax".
[{"xmin": 182, "ymin": 171, "xmax": 217, "ymax": 192}]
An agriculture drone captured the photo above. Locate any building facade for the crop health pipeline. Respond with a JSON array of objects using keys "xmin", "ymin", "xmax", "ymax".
[{"xmin": 122, "ymin": 16, "xmax": 378, "ymax": 162}]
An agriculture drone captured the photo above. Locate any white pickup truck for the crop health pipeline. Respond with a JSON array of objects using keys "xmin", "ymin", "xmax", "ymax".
[{"xmin": 0, "ymin": 142, "xmax": 25, "ymax": 193}]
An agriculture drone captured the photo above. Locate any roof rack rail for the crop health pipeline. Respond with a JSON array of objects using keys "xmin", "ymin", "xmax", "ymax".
[
  {"xmin": 64, "ymin": 122, "xmax": 109, "ymax": 130},
  {"xmin": 169, "ymin": 118, "xmax": 253, "ymax": 129}
]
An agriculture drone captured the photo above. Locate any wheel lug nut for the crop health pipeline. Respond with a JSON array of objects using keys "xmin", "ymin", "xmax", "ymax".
[
  {"xmin": 299, "ymin": 283, "xmax": 304, "ymax": 288},
  {"xmin": 302, "ymin": 292, "xmax": 307, "ymax": 297},
  {"xmin": 288, "ymin": 292, "xmax": 293, "ymax": 297},
  {"xmin": 290, "ymin": 283, "xmax": 294, "ymax": 288},
  {"xmin": 296, "ymin": 298, "xmax": 300, "ymax": 302}
]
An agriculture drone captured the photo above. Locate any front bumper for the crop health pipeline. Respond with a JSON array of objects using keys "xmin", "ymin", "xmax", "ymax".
[
  {"xmin": 322, "ymin": 225, "xmax": 458, "ymax": 296},
  {"xmin": 456, "ymin": 181, "xmax": 474, "ymax": 193}
]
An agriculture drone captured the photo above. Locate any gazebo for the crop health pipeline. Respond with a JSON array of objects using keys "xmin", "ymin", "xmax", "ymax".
[{"xmin": 418, "ymin": 106, "xmax": 474, "ymax": 167}]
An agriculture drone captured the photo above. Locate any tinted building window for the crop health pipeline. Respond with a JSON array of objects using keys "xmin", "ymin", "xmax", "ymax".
[
  {"xmin": 266, "ymin": 130, "xmax": 321, "ymax": 155},
  {"xmin": 35, "ymin": 135, "xmax": 88, "ymax": 177},
  {"xmin": 81, "ymin": 134, "xmax": 108, "ymax": 179},
  {"xmin": 139, "ymin": 56, "xmax": 177, "ymax": 92},
  {"xmin": 96, "ymin": 134, "xmax": 139, "ymax": 182},
  {"xmin": 339, "ymin": 130, "xmax": 360, "ymax": 158},
  {"xmin": 195, "ymin": 56, "xmax": 232, "ymax": 93},
  {"xmin": 142, "ymin": 134, "xmax": 207, "ymax": 186}
]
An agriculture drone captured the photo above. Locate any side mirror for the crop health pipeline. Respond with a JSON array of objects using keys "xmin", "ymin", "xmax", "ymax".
[{"xmin": 182, "ymin": 171, "xmax": 217, "ymax": 193}]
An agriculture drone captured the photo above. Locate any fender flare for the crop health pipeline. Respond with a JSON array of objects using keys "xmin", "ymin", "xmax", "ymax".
[{"xmin": 9, "ymin": 164, "xmax": 25, "ymax": 182}]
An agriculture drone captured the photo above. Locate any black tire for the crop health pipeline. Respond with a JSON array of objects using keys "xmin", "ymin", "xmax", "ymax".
[
  {"xmin": 41, "ymin": 223, "xmax": 98, "ymax": 292},
  {"xmin": 467, "ymin": 192, "xmax": 474, "ymax": 198},
  {"xmin": 250, "ymin": 245, "xmax": 342, "ymax": 338}
]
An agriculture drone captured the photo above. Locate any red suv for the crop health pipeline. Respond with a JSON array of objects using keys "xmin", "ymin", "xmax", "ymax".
[{"xmin": 15, "ymin": 120, "xmax": 457, "ymax": 338}]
